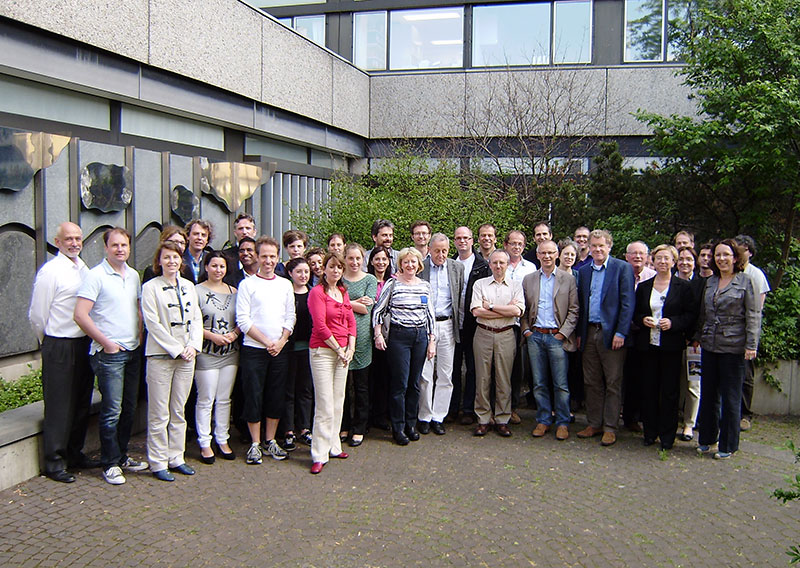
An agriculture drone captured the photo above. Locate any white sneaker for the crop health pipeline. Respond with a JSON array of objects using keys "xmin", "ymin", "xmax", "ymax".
[
  {"xmin": 266, "ymin": 439, "xmax": 288, "ymax": 461},
  {"xmin": 103, "ymin": 466, "xmax": 126, "ymax": 485},
  {"xmin": 120, "ymin": 457, "xmax": 149, "ymax": 472}
]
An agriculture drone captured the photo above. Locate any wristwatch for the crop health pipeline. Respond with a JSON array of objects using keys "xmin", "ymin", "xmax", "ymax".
[{"xmin": 489, "ymin": 303, "xmax": 495, "ymax": 311}]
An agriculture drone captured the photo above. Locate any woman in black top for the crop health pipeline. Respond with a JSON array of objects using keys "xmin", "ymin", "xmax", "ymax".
[{"xmin": 281, "ymin": 257, "xmax": 314, "ymax": 449}]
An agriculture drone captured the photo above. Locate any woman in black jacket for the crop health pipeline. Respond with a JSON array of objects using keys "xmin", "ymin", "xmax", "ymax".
[{"xmin": 634, "ymin": 244, "xmax": 698, "ymax": 450}]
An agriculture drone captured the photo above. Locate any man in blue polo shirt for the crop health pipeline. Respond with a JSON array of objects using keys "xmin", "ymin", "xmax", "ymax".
[{"xmin": 74, "ymin": 227, "xmax": 148, "ymax": 485}]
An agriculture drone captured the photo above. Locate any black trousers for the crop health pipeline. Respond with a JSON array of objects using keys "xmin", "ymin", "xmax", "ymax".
[
  {"xmin": 40, "ymin": 335, "xmax": 94, "ymax": 473},
  {"xmin": 640, "ymin": 346, "xmax": 682, "ymax": 448},
  {"xmin": 622, "ymin": 347, "xmax": 644, "ymax": 424},
  {"xmin": 342, "ymin": 366, "xmax": 371, "ymax": 435}
]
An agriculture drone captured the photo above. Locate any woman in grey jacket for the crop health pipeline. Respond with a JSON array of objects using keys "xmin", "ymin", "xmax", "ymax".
[
  {"xmin": 696, "ymin": 239, "xmax": 761, "ymax": 460},
  {"xmin": 141, "ymin": 241, "xmax": 204, "ymax": 481}
]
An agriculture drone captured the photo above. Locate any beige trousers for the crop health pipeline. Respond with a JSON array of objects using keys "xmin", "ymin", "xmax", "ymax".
[
  {"xmin": 473, "ymin": 326, "xmax": 516, "ymax": 425},
  {"xmin": 146, "ymin": 357, "xmax": 195, "ymax": 471}
]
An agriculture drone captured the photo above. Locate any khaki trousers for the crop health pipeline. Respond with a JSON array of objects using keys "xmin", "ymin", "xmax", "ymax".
[
  {"xmin": 146, "ymin": 357, "xmax": 195, "ymax": 471},
  {"xmin": 582, "ymin": 325, "xmax": 626, "ymax": 432},
  {"xmin": 473, "ymin": 326, "xmax": 516, "ymax": 425}
]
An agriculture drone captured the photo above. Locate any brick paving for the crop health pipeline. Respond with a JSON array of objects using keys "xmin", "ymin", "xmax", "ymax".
[{"xmin": 1, "ymin": 409, "xmax": 798, "ymax": 567}]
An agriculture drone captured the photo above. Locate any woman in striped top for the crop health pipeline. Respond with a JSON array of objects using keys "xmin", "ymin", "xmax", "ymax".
[{"xmin": 372, "ymin": 247, "xmax": 436, "ymax": 446}]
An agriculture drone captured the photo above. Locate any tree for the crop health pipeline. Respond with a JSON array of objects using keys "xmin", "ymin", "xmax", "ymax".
[
  {"xmin": 636, "ymin": 0, "xmax": 800, "ymax": 288},
  {"xmin": 291, "ymin": 148, "xmax": 522, "ymax": 249}
]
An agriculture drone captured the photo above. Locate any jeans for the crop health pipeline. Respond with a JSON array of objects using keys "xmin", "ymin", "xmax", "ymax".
[
  {"xmin": 526, "ymin": 332, "xmax": 570, "ymax": 427},
  {"xmin": 699, "ymin": 350, "xmax": 745, "ymax": 454},
  {"xmin": 386, "ymin": 325, "xmax": 428, "ymax": 433},
  {"xmin": 91, "ymin": 348, "xmax": 142, "ymax": 469}
]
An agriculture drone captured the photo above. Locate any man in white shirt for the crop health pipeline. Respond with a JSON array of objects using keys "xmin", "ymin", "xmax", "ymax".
[
  {"xmin": 236, "ymin": 236, "xmax": 296, "ymax": 465},
  {"xmin": 735, "ymin": 234, "xmax": 771, "ymax": 430},
  {"xmin": 418, "ymin": 234, "xmax": 464, "ymax": 435},
  {"xmin": 74, "ymin": 227, "xmax": 147, "ymax": 485},
  {"xmin": 28, "ymin": 222, "xmax": 97, "ymax": 483},
  {"xmin": 504, "ymin": 230, "xmax": 536, "ymax": 423}
]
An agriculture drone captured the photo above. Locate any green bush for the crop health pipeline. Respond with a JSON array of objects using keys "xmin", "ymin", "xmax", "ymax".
[{"xmin": 0, "ymin": 365, "xmax": 43, "ymax": 413}]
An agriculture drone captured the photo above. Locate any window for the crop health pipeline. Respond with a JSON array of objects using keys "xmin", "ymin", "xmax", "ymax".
[
  {"xmin": 472, "ymin": 4, "xmax": 551, "ymax": 66},
  {"xmin": 294, "ymin": 15, "xmax": 326, "ymax": 47},
  {"xmin": 389, "ymin": 7, "xmax": 464, "ymax": 70},
  {"xmin": 354, "ymin": 12, "xmax": 387, "ymax": 70},
  {"xmin": 625, "ymin": 0, "xmax": 663, "ymax": 62},
  {"xmin": 666, "ymin": 0, "xmax": 692, "ymax": 61},
  {"xmin": 554, "ymin": 0, "xmax": 592, "ymax": 64}
]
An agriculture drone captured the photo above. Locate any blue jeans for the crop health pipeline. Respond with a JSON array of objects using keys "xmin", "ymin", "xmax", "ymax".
[
  {"xmin": 526, "ymin": 332, "xmax": 570, "ymax": 427},
  {"xmin": 386, "ymin": 324, "xmax": 428, "ymax": 432},
  {"xmin": 698, "ymin": 350, "xmax": 744, "ymax": 454},
  {"xmin": 90, "ymin": 348, "xmax": 142, "ymax": 469}
]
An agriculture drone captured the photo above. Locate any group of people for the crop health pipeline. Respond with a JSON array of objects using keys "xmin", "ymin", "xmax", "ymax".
[{"xmin": 28, "ymin": 213, "xmax": 767, "ymax": 483}]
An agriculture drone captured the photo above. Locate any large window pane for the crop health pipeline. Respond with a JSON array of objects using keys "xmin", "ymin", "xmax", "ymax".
[
  {"xmin": 625, "ymin": 0, "xmax": 664, "ymax": 62},
  {"xmin": 354, "ymin": 12, "xmax": 387, "ymax": 70},
  {"xmin": 295, "ymin": 15, "xmax": 326, "ymax": 47},
  {"xmin": 666, "ymin": 0, "xmax": 692, "ymax": 61},
  {"xmin": 554, "ymin": 0, "xmax": 592, "ymax": 63},
  {"xmin": 389, "ymin": 7, "xmax": 464, "ymax": 70},
  {"xmin": 472, "ymin": 4, "xmax": 550, "ymax": 66}
]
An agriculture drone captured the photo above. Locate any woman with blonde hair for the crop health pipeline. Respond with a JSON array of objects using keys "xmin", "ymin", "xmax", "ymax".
[{"xmin": 372, "ymin": 247, "xmax": 435, "ymax": 446}]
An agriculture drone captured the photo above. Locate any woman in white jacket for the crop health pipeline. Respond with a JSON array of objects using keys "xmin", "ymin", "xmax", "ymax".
[{"xmin": 141, "ymin": 240, "xmax": 203, "ymax": 481}]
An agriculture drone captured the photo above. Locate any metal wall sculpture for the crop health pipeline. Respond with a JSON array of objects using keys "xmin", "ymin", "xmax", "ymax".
[
  {"xmin": 0, "ymin": 128, "xmax": 70, "ymax": 191},
  {"xmin": 170, "ymin": 184, "xmax": 201, "ymax": 224},
  {"xmin": 198, "ymin": 157, "xmax": 274, "ymax": 212},
  {"xmin": 80, "ymin": 162, "xmax": 133, "ymax": 212}
]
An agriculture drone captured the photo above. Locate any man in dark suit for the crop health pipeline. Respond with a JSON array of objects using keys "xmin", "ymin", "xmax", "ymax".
[
  {"xmin": 418, "ymin": 233, "xmax": 464, "ymax": 435},
  {"xmin": 223, "ymin": 236, "xmax": 258, "ymax": 287},
  {"xmin": 521, "ymin": 239, "xmax": 579, "ymax": 441},
  {"xmin": 222, "ymin": 213, "xmax": 256, "ymax": 266},
  {"xmin": 575, "ymin": 229, "xmax": 635, "ymax": 446}
]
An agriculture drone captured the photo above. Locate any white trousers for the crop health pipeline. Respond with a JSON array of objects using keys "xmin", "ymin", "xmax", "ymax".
[
  {"xmin": 194, "ymin": 364, "xmax": 237, "ymax": 447},
  {"xmin": 146, "ymin": 357, "xmax": 194, "ymax": 471},
  {"xmin": 309, "ymin": 347, "xmax": 348, "ymax": 464},
  {"xmin": 419, "ymin": 319, "xmax": 456, "ymax": 422}
]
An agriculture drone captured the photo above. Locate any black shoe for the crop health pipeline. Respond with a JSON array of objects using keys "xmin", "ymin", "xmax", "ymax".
[
  {"xmin": 430, "ymin": 421, "xmax": 446, "ymax": 435},
  {"xmin": 282, "ymin": 433, "xmax": 297, "ymax": 451},
  {"xmin": 405, "ymin": 426, "xmax": 420, "ymax": 441},
  {"xmin": 393, "ymin": 430, "xmax": 409, "ymax": 446},
  {"xmin": 47, "ymin": 470, "xmax": 76, "ymax": 483},
  {"xmin": 643, "ymin": 438, "xmax": 656, "ymax": 446},
  {"xmin": 200, "ymin": 453, "xmax": 215, "ymax": 465},
  {"xmin": 417, "ymin": 421, "xmax": 431, "ymax": 435},
  {"xmin": 348, "ymin": 436, "xmax": 363, "ymax": 447}
]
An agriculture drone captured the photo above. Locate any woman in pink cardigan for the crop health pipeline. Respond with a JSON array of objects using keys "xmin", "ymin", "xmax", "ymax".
[{"xmin": 307, "ymin": 252, "xmax": 357, "ymax": 474}]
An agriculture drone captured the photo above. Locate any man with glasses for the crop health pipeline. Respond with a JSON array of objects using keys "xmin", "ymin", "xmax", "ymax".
[{"xmin": 410, "ymin": 220, "xmax": 432, "ymax": 261}]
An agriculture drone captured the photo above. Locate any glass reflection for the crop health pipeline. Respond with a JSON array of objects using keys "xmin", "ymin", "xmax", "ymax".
[
  {"xmin": 354, "ymin": 12, "xmax": 387, "ymax": 71},
  {"xmin": 390, "ymin": 7, "xmax": 464, "ymax": 70},
  {"xmin": 80, "ymin": 162, "xmax": 132, "ymax": 212},
  {"xmin": 295, "ymin": 15, "xmax": 326, "ymax": 47},
  {"xmin": 625, "ymin": 0, "xmax": 664, "ymax": 62},
  {"xmin": 473, "ymin": 3, "xmax": 550, "ymax": 66},
  {"xmin": 554, "ymin": 0, "xmax": 592, "ymax": 64}
]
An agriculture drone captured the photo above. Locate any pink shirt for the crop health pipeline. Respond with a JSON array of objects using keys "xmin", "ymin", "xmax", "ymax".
[{"xmin": 308, "ymin": 284, "xmax": 357, "ymax": 349}]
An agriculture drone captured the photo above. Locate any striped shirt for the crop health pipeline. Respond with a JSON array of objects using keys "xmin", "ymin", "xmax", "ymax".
[{"xmin": 372, "ymin": 279, "xmax": 435, "ymax": 334}]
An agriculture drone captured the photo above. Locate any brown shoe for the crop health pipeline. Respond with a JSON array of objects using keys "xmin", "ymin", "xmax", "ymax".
[
  {"xmin": 496, "ymin": 424, "xmax": 512, "ymax": 437},
  {"xmin": 460, "ymin": 413, "xmax": 476, "ymax": 426},
  {"xmin": 531, "ymin": 423, "xmax": 550, "ymax": 437},
  {"xmin": 509, "ymin": 411, "xmax": 522, "ymax": 425},
  {"xmin": 474, "ymin": 423, "xmax": 489, "ymax": 436},
  {"xmin": 577, "ymin": 426, "xmax": 603, "ymax": 438},
  {"xmin": 555, "ymin": 425, "xmax": 569, "ymax": 441},
  {"xmin": 601, "ymin": 431, "xmax": 617, "ymax": 446}
]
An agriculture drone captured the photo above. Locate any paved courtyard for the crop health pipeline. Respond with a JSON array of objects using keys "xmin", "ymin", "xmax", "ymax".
[{"xmin": 1, "ymin": 410, "xmax": 798, "ymax": 567}]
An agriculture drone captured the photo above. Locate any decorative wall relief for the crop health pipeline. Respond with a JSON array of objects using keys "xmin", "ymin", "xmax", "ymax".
[
  {"xmin": 0, "ymin": 230, "xmax": 38, "ymax": 356},
  {"xmin": 198, "ymin": 157, "xmax": 272, "ymax": 212},
  {"xmin": 80, "ymin": 162, "xmax": 132, "ymax": 212},
  {"xmin": 0, "ymin": 128, "xmax": 70, "ymax": 191},
  {"xmin": 170, "ymin": 184, "xmax": 200, "ymax": 224}
]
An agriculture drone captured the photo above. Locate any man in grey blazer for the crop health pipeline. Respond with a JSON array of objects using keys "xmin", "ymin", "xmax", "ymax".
[
  {"xmin": 418, "ymin": 233, "xmax": 464, "ymax": 435},
  {"xmin": 521, "ymin": 240, "xmax": 579, "ymax": 441}
]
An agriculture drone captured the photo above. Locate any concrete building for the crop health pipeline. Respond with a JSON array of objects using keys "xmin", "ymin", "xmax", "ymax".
[{"xmin": 0, "ymin": 0, "xmax": 693, "ymax": 370}]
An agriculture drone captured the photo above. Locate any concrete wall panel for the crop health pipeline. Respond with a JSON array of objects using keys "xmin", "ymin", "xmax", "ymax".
[
  {"xmin": 0, "ymin": 1, "xmax": 149, "ymax": 63},
  {"xmin": 0, "ymin": 231, "xmax": 37, "ymax": 356},
  {"xmin": 148, "ymin": 0, "xmax": 263, "ymax": 102},
  {"xmin": 370, "ymin": 73, "xmax": 466, "ymax": 139},
  {"xmin": 332, "ymin": 58, "xmax": 370, "ymax": 138},
  {"xmin": 43, "ymin": 147, "xmax": 70, "ymax": 243},
  {"xmin": 133, "ymin": 149, "xmax": 164, "ymax": 233},
  {"xmin": 606, "ymin": 66, "xmax": 696, "ymax": 135},
  {"xmin": 262, "ymin": 20, "xmax": 333, "ymax": 126}
]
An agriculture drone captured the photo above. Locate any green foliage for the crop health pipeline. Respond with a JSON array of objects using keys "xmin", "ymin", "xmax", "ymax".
[
  {"xmin": 0, "ymin": 365, "xmax": 43, "ymax": 413},
  {"xmin": 772, "ymin": 441, "xmax": 800, "ymax": 563},
  {"xmin": 292, "ymin": 151, "xmax": 522, "ymax": 249},
  {"xmin": 635, "ymin": 0, "xmax": 800, "ymax": 288}
]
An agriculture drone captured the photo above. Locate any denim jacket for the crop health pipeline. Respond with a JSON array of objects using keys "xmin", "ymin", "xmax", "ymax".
[{"xmin": 697, "ymin": 273, "xmax": 761, "ymax": 353}]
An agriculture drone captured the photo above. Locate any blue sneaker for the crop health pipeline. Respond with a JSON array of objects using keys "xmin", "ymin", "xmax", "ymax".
[
  {"xmin": 697, "ymin": 443, "xmax": 718, "ymax": 455},
  {"xmin": 169, "ymin": 463, "xmax": 195, "ymax": 475},
  {"xmin": 713, "ymin": 451, "xmax": 732, "ymax": 460}
]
